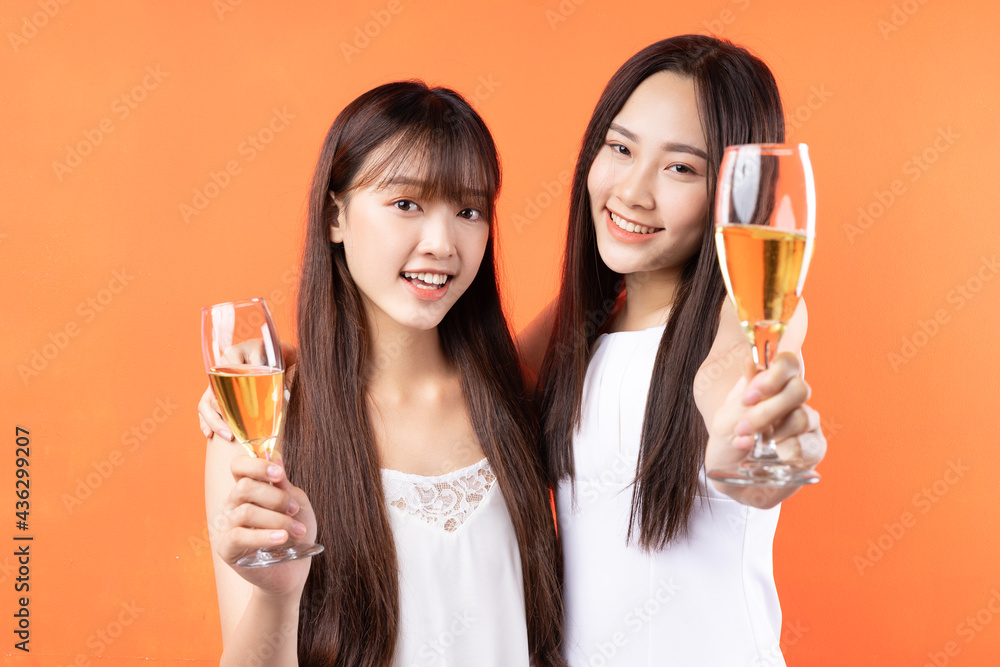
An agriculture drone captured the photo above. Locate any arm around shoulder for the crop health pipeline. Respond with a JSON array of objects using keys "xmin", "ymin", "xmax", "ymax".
[{"xmin": 515, "ymin": 299, "xmax": 557, "ymax": 390}]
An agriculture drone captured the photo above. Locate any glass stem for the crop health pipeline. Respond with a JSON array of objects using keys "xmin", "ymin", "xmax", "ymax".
[{"xmin": 748, "ymin": 334, "xmax": 780, "ymax": 462}]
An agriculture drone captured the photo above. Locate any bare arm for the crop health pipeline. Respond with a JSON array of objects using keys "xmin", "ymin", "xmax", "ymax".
[
  {"xmin": 696, "ymin": 299, "xmax": 826, "ymax": 508},
  {"xmin": 205, "ymin": 435, "xmax": 316, "ymax": 665}
]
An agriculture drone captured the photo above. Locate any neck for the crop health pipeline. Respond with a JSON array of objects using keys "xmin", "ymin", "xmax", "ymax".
[
  {"xmin": 365, "ymin": 316, "xmax": 452, "ymax": 395},
  {"xmin": 614, "ymin": 266, "xmax": 684, "ymax": 332}
]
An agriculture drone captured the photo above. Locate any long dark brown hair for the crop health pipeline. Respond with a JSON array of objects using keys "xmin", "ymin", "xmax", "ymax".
[
  {"xmin": 536, "ymin": 35, "xmax": 785, "ymax": 550},
  {"xmin": 283, "ymin": 81, "xmax": 564, "ymax": 666}
]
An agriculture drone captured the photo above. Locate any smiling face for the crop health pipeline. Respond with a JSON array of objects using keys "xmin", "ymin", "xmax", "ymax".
[
  {"xmin": 588, "ymin": 70, "xmax": 710, "ymax": 281},
  {"xmin": 330, "ymin": 153, "xmax": 490, "ymax": 335}
]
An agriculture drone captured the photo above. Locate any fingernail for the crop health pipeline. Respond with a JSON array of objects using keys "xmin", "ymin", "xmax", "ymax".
[
  {"xmin": 742, "ymin": 389, "xmax": 762, "ymax": 405},
  {"xmin": 735, "ymin": 420, "xmax": 753, "ymax": 436},
  {"xmin": 221, "ymin": 429, "xmax": 233, "ymax": 441},
  {"xmin": 292, "ymin": 522, "xmax": 306, "ymax": 537},
  {"xmin": 288, "ymin": 499, "xmax": 299, "ymax": 514},
  {"xmin": 202, "ymin": 427, "xmax": 211, "ymax": 438},
  {"xmin": 270, "ymin": 530, "xmax": 285, "ymax": 542},
  {"xmin": 267, "ymin": 465, "xmax": 281, "ymax": 480},
  {"xmin": 733, "ymin": 435, "xmax": 755, "ymax": 450}
]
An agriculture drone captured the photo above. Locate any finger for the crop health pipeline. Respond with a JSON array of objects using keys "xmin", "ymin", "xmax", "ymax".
[
  {"xmin": 229, "ymin": 459, "xmax": 297, "ymax": 513},
  {"xmin": 228, "ymin": 503, "xmax": 307, "ymax": 537},
  {"xmin": 227, "ymin": 477, "xmax": 299, "ymax": 517},
  {"xmin": 199, "ymin": 388, "xmax": 233, "ymax": 440},
  {"xmin": 231, "ymin": 454, "xmax": 286, "ymax": 484},
  {"xmin": 265, "ymin": 452, "xmax": 302, "ymax": 515},
  {"xmin": 775, "ymin": 430, "xmax": 825, "ymax": 467},
  {"xmin": 221, "ymin": 526, "xmax": 291, "ymax": 559},
  {"xmin": 769, "ymin": 406, "xmax": 815, "ymax": 442},
  {"xmin": 737, "ymin": 375, "xmax": 810, "ymax": 435},
  {"xmin": 742, "ymin": 352, "xmax": 803, "ymax": 406},
  {"xmin": 199, "ymin": 415, "xmax": 211, "ymax": 439},
  {"xmin": 249, "ymin": 339, "xmax": 266, "ymax": 365}
]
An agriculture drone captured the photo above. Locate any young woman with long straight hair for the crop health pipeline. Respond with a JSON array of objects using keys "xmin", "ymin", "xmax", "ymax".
[
  {"xmin": 532, "ymin": 35, "xmax": 825, "ymax": 665},
  {"xmin": 203, "ymin": 81, "xmax": 564, "ymax": 667}
]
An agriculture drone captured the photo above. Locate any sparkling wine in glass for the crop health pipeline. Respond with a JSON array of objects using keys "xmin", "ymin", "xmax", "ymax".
[
  {"xmin": 201, "ymin": 298, "xmax": 324, "ymax": 567},
  {"xmin": 707, "ymin": 144, "xmax": 820, "ymax": 488}
]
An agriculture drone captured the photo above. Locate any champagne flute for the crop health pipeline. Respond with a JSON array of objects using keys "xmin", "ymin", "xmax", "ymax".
[
  {"xmin": 707, "ymin": 144, "xmax": 820, "ymax": 488},
  {"xmin": 201, "ymin": 298, "xmax": 324, "ymax": 567}
]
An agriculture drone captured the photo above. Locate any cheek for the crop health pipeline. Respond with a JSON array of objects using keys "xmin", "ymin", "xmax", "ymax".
[
  {"xmin": 587, "ymin": 157, "xmax": 612, "ymax": 208},
  {"xmin": 461, "ymin": 227, "xmax": 490, "ymax": 279},
  {"xmin": 666, "ymin": 186, "xmax": 709, "ymax": 232}
]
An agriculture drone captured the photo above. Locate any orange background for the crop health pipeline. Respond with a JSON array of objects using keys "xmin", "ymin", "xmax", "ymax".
[{"xmin": 2, "ymin": 1, "xmax": 997, "ymax": 664}]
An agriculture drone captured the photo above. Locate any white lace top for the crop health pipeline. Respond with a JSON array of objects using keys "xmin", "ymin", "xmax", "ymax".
[
  {"xmin": 558, "ymin": 326, "xmax": 784, "ymax": 666},
  {"xmin": 381, "ymin": 458, "xmax": 530, "ymax": 667}
]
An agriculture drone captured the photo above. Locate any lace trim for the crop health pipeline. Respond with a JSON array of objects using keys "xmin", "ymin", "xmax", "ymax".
[{"xmin": 381, "ymin": 458, "xmax": 496, "ymax": 532}]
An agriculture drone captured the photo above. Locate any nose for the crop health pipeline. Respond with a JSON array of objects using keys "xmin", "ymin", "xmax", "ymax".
[
  {"xmin": 417, "ymin": 212, "xmax": 456, "ymax": 258},
  {"xmin": 615, "ymin": 162, "xmax": 655, "ymax": 210}
]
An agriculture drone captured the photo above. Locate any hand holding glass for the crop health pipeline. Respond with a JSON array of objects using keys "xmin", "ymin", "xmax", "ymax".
[
  {"xmin": 707, "ymin": 144, "xmax": 820, "ymax": 488},
  {"xmin": 201, "ymin": 298, "xmax": 324, "ymax": 567}
]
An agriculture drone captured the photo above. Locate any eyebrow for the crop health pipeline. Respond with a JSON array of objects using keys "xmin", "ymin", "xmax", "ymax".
[
  {"xmin": 608, "ymin": 123, "xmax": 708, "ymax": 161},
  {"xmin": 377, "ymin": 175, "xmax": 490, "ymax": 203}
]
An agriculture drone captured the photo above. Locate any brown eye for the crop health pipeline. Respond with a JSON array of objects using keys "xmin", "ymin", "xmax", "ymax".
[
  {"xmin": 393, "ymin": 199, "xmax": 419, "ymax": 212},
  {"xmin": 458, "ymin": 208, "xmax": 482, "ymax": 221},
  {"xmin": 608, "ymin": 142, "xmax": 631, "ymax": 157}
]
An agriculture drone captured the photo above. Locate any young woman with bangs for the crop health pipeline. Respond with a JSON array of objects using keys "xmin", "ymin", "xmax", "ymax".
[{"xmin": 202, "ymin": 81, "xmax": 565, "ymax": 667}]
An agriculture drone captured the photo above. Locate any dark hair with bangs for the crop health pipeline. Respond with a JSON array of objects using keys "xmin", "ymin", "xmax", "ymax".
[
  {"xmin": 535, "ymin": 35, "xmax": 785, "ymax": 550},
  {"xmin": 283, "ymin": 80, "xmax": 565, "ymax": 666}
]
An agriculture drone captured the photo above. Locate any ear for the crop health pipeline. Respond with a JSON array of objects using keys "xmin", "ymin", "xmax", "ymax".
[{"xmin": 328, "ymin": 191, "xmax": 345, "ymax": 243}]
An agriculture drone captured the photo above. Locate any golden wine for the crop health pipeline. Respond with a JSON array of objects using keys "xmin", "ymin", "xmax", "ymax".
[
  {"xmin": 716, "ymin": 225, "xmax": 809, "ymax": 367},
  {"xmin": 209, "ymin": 366, "xmax": 284, "ymax": 459}
]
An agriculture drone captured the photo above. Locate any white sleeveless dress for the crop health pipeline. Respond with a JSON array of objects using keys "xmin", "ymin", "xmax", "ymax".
[
  {"xmin": 557, "ymin": 326, "xmax": 785, "ymax": 667},
  {"xmin": 381, "ymin": 458, "xmax": 531, "ymax": 667}
]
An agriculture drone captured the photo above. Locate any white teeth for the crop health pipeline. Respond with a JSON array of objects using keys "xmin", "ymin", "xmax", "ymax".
[
  {"xmin": 403, "ymin": 272, "xmax": 449, "ymax": 287},
  {"xmin": 610, "ymin": 211, "xmax": 656, "ymax": 235}
]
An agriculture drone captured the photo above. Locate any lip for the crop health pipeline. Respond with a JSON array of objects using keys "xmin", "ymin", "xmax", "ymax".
[
  {"xmin": 604, "ymin": 209, "xmax": 663, "ymax": 244},
  {"xmin": 400, "ymin": 272, "xmax": 452, "ymax": 302}
]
